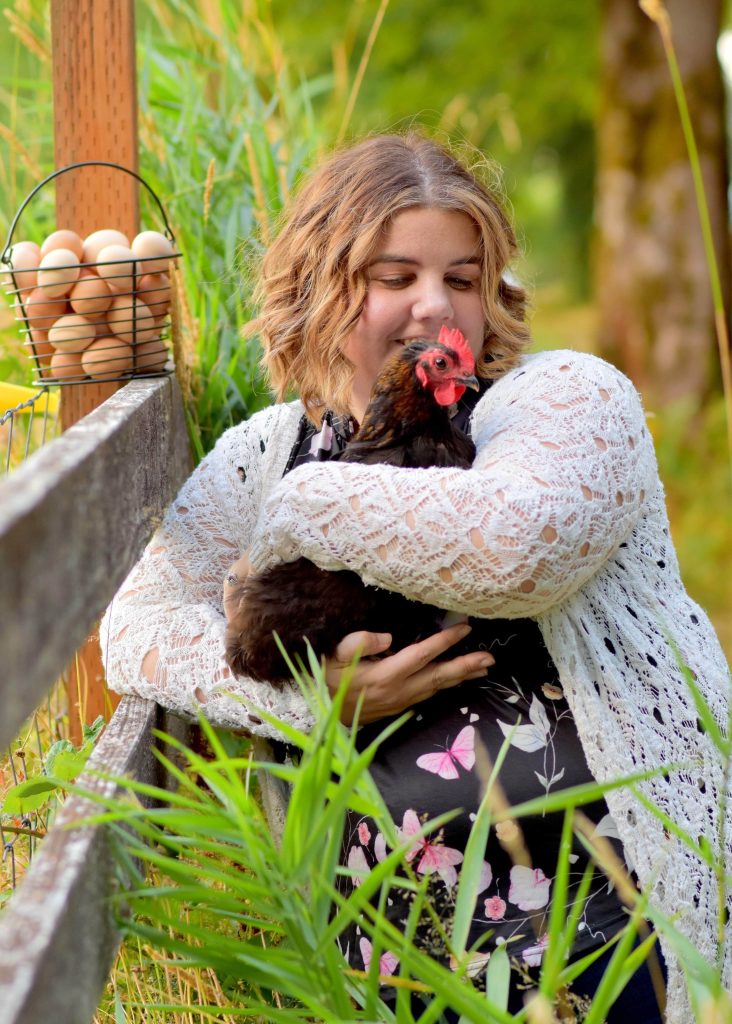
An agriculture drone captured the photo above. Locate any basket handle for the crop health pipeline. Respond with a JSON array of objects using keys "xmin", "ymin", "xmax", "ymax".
[{"xmin": 1, "ymin": 160, "xmax": 177, "ymax": 264}]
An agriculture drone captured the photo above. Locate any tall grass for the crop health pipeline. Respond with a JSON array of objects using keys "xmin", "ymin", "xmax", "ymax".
[
  {"xmin": 81, "ymin": 649, "xmax": 731, "ymax": 1023},
  {"xmin": 124, "ymin": 0, "xmax": 339, "ymax": 457},
  {"xmin": 640, "ymin": 0, "xmax": 732, "ymax": 482}
]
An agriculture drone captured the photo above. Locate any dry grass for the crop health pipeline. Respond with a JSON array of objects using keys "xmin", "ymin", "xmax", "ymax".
[{"xmin": 0, "ymin": 680, "xmax": 69, "ymax": 898}]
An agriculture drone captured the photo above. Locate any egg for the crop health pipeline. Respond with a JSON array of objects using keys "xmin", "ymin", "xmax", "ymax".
[
  {"xmin": 2, "ymin": 240, "xmax": 41, "ymax": 294},
  {"xmin": 22, "ymin": 288, "xmax": 69, "ymax": 330},
  {"xmin": 131, "ymin": 231, "xmax": 174, "ymax": 275},
  {"xmin": 107, "ymin": 296, "xmax": 157, "ymax": 344},
  {"xmin": 25, "ymin": 330, "xmax": 54, "ymax": 368},
  {"xmin": 136, "ymin": 272, "xmax": 171, "ymax": 318},
  {"xmin": 40, "ymin": 229, "xmax": 84, "ymax": 260},
  {"xmin": 133, "ymin": 337, "xmax": 168, "ymax": 372},
  {"xmin": 81, "ymin": 336, "xmax": 134, "ymax": 379},
  {"xmin": 48, "ymin": 313, "xmax": 97, "ymax": 352},
  {"xmin": 96, "ymin": 245, "xmax": 136, "ymax": 294},
  {"xmin": 82, "ymin": 229, "xmax": 130, "ymax": 266},
  {"xmin": 69, "ymin": 272, "xmax": 113, "ymax": 315},
  {"xmin": 50, "ymin": 350, "xmax": 86, "ymax": 380},
  {"xmin": 87, "ymin": 311, "xmax": 112, "ymax": 327},
  {"xmin": 37, "ymin": 248, "xmax": 81, "ymax": 298}
]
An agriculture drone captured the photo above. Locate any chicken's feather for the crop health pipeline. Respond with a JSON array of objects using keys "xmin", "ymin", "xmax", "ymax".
[{"xmin": 226, "ymin": 335, "xmax": 478, "ymax": 684}]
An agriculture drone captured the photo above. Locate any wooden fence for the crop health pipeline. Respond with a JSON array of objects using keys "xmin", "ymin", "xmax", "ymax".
[{"xmin": 0, "ymin": 375, "xmax": 192, "ymax": 1023}]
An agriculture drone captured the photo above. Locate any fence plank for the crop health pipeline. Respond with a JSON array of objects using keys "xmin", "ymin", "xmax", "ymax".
[
  {"xmin": 51, "ymin": 0, "xmax": 140, "ymax": 433},
  {"xmin": 51, "ymin": 0, "xmax": 141, "ymax": 736},
  {"xmin": 0, "ymin": 695, "xmax": 189, "ymax": 1024},
  {"xmin": 0, "ymin": 376, "xmax": 191, "ymax": 750}
]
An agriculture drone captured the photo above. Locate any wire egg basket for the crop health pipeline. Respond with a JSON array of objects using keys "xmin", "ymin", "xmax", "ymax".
[{"xmin": 0, "ymin": 161, "xmax": 183, "ymax": 387}]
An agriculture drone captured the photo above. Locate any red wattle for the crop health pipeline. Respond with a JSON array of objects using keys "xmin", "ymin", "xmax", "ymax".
[{"xmin": 434, "ymin": 382, "xmax": 466, "ymax": 406}]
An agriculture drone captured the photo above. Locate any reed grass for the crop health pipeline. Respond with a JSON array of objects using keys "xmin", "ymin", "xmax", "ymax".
[
  {"xmin": 640, "ymin": 0, "xmax": 732, "ymax": 482},
  {"xmin": 79, "ymin": 645, "xmax": 731, "ymax": 1022}
]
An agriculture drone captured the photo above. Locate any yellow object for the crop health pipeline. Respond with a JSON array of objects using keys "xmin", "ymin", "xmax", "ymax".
[{"xmin": 0, "ymin": 380, "xmax": 59, "ymax": 417}]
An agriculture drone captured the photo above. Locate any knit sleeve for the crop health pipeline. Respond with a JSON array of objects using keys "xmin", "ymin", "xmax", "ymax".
[
  {"xmin": 100, "ymin": 405, "xmax": 313, "ymax": 739},
  {"xmin": 249, "ymin": 352, "xmax": 659, "ymax": 618}
]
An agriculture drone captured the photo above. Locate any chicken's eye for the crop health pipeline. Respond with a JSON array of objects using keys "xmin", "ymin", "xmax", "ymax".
[{"xmin": 434, "ymin": 357, "xmax": 447, "ymax": 370}]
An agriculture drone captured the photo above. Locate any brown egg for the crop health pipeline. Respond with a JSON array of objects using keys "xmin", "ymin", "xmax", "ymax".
[
  {"xmin": 79, "ymin": 308, "xmax": 111, "ymax": 327},
  {"xmin": 81, "ymin": 336, "xmax": 134, "ymax": 379},
  {"xmin": 50, "ymin": 350, "xmax": 86, "ymax": 381},
  {"xmin": 40, "ymin": 229, "xmax": 84, "ymax": 260},
  {"xmin": 131, "ymin": 231, "xmax": 174, "ymax": 275},
  {"xmin": 21, "ymin": 288, "xmax": 69, "ymax": 330},
  {"xmin": 132, "ymin": 337, "xmax": 168, "ymax": 372},
  {"xmin": 96, "ymin": 245, "xmax": 137, "ymax": 294},
  {"xmin": 3, "ymin": 240, "xmax": 41, "ymax": 294},
  {"xmin": 69, "ymin": 272, "xmax": 113, "ymax": 315},
  {"xmin": 82, "ymin": 229, "xmax": 130, "ymax": 266},
  {"xmin": 37, "ymin": 248, "xmax": 81, "ymax": 298},
  {"xmin": 107, "ymin": 296, "xmax": 157, "ymax": 344},
  {"xmin": 135, "ymin": 272, "xmax": 171, "ymax": 318},
  {"xmin": 25, "ymin": 330, "xmax": 54, "ymax": 368},
  {"xmin": 48, "ymin": 313, "xmax": 97, "ymax": 352}
]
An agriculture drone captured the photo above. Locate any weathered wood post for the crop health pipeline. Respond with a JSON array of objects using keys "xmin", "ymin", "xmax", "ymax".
[{"xmin": 51, "ymin": 0, "xmax": 139, "ymax": 741}]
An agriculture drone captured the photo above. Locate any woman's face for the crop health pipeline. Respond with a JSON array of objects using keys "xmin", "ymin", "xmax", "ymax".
[{"xmin": 342, "ymin": 207, "xmax": 486, "ymax": 422}]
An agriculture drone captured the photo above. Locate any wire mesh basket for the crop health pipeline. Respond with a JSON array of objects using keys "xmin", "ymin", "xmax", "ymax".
[{"xmin": 0, "ymin": 161, "xmax": 183, "ymax": 387}]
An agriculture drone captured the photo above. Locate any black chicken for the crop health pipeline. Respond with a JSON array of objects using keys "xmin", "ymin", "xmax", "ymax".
[{"xmin": 225, "ymin": 326, "xmax": 479, "ymax": 684}]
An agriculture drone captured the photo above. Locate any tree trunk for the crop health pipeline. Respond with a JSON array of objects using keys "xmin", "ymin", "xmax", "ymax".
[{"xmin": 595, "ymin": 0, "xmax": 729, "ymax": 407}]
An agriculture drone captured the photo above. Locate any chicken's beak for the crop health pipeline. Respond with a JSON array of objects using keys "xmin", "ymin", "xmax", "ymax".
[{"xmin": 457, "ymin": 374, "xmax": 480, "ymax": 391}]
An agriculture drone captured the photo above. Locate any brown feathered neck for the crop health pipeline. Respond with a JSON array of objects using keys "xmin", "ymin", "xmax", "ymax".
[{"xmin": 352, "ymin": 336, "xmax": 477, "ymax": 445}]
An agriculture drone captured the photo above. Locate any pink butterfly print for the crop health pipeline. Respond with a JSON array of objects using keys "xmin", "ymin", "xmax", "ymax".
[
  {"xmin": 347, "ymin": 844, "xmax": 369, "ymax": 886},
  {"xmin": 416, "ymin": 725, "xmax": 476, "ymax": 779},
  {"xmin": 400, "ymin": 808, "xmax": 463, "ymax": 887},
  {"xmin": 360, "ymin": 937, "xmax": 399, "ymax": 976}
]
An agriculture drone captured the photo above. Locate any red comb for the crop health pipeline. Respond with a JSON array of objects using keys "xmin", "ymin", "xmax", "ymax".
[{"xmin": 438, "ymin": 325, "xmax": 475, "ymax": 373}]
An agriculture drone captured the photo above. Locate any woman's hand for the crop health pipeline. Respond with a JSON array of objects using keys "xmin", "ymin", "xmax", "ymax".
[
  {"xmin": 324, "ymin": 623, "xmax": 495, "ymax": 725},
  {"xmin": 223, "ymin": 551, "xmax": 253, "ymax": 623}
]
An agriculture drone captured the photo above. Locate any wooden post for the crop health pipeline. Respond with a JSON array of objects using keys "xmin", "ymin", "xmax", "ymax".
[{"xmin": 51, "ymin": 0, "xmax": 139, "ymax": 742}]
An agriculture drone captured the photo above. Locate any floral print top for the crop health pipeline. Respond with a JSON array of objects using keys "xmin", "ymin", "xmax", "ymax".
[
  {"xmin": 283, "ymin": 385, "xmax": 631, "ymax": 979},
  {"xmin": 344, "ymin": 624, "xmax": 631, "ymax": 975}
]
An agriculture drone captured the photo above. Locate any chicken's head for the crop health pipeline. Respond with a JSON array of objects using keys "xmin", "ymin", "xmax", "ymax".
[{"xmin": 412, "ymin": 326, "xmax": 480, "ymax": 406}]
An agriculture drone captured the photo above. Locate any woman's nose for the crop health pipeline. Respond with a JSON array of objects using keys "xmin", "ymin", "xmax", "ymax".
[{"xmin": 411, "ymin": 278, "xmax": 454, "ymax": 323}]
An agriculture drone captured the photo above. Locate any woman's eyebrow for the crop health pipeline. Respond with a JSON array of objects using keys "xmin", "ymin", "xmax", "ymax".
[{"xmin": 368, "ymin": 254, "xmax": 481, "ymax": 267}]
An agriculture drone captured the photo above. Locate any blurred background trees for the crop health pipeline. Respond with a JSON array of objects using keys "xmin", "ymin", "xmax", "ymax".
[
  {"xmin": 1, "ymin": 0, "xmax": 730, "ymax": 652},
  {"xmin": 596, "ymin": 0, "xmax": 729, "ymax": 407}
]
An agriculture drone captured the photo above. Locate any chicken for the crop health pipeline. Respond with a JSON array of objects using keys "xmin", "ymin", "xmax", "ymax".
[{"xmin": 225, "ymin": 326, "xmax": 479, "ymax": 685}]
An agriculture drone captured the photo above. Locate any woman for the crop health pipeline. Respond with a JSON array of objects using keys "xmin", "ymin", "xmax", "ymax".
[{"xmin": 102, "ymin": 133, "xmax": 730, "ymax": 1021}]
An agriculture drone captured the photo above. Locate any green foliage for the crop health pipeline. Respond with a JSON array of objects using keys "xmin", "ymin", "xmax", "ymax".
[
  {"xmin": 0, "ymin": 715, "xmax": 104, "ymax": 818},
  {"xmin": 268, "ymin": 0, "xmax": 599, "ymax": 296},
  {"xmin": 134, "ymin": 0, "xmax": 335, "ymax": 456},
  {"xmin": 79, "ymin": 651, "xmax": 728, "ymax": 1022},
  {"xmin": 651, "ymin": 395, "xmax": 732, "ymax": 658}
]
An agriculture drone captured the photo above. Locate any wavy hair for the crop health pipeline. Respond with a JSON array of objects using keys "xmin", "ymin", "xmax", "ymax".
[{"xmin": 248, "ymin": 132, "xmax": 530, "ymax": 422}]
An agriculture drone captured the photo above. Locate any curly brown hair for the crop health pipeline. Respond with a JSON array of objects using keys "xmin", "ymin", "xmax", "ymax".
[{"xmin": 248, "ymin": 132, "xmax": 530, "ymax": 423}]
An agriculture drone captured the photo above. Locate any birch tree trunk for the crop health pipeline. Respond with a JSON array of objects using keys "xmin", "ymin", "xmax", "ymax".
[{"xmin": 595, "ymin": 0, "xmax": 729, "ymax": 406}]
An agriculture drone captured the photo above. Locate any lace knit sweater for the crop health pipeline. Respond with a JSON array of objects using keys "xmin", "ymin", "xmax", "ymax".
[{"xmin": 101, "ymin": 349, "xmax": 731, "ymax": 1021}]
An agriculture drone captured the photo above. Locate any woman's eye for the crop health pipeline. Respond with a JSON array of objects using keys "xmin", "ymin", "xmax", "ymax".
[
  {"xmin": 447, "ymin": 276, "xmax": 475, "ymax": 290},
  {"xmin": 378, "ymin": 276, "xmax": 411, "ymax": 288}
]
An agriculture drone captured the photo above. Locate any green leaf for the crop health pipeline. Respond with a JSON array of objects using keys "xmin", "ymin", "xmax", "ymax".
[
  {"xmin": 484, "ymin": 944, "xmax": 510, "ymax": 1012},
  {"xmin": 83, "ymin": 714, "xmax": 106, "ymax": 745},
  {"xmin": 2, "ymin": 777, "xmax": 62, "ymax": 815},
  {"xmin": 452, "ymin": 729, "xmax": 513, "ymax": 956},
  {"xmin": 47, "ymin": 748, "xmax": 91, "ymax": 782},
  {"xmin": 114, "ymin": 991, "xmax": 126, "ymax": 1024}
]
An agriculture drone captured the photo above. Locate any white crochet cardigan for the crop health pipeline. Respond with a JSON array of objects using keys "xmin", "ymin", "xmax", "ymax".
[{"xmin": 102, "ymin": 349, "xmax": 731, "ymax": 1021}]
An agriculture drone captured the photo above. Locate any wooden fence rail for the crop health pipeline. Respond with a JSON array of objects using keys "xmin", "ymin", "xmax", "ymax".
[{"xmin": 0, "ymin": 376, "xmax": 191, "ymax": 1024}]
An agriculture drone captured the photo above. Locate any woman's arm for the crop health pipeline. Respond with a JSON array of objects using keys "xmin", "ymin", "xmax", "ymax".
[
  {"xmin": 100, "ymin": 405, "xmax": 314, "ymax": 740},
  {"xmin": 249, "ymin": 351, "xmax": 659, "ymax": 618}
]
